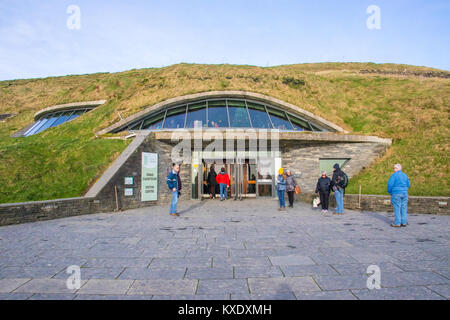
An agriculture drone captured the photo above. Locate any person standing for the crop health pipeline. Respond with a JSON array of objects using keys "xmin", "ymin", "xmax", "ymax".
[
  {"xmin": 330, "ymin": 163, "xmax": 347, "ymax": 214},
  {"xmin": 315, "ymin": 171, "xmax": 331, "ymax": 213},
  {"xmin": 387, "ymin": 163, "xmax": 410, "ymax": 228},
  {"xmin": 216, "ymin": 167, "xmax": 230, "ymax": 201},
  {"xmin": 207, "ymin": 166, "xmax": 217, "ymax": 199},
  {"xmin": 285, "ymin": 170, "xmax": 297, "ymax": 208},
  {"xmin": 166, "ymin": 163, "xmax": 180, "ymax": 216},
  {"xmin": 276, "ymin": 168, "xmax": 286, "ymax": 211}
]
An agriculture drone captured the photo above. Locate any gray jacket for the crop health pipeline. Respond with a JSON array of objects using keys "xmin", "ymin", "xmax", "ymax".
[{"xmin": 285, "ymin": 175, "xmax": 297, "ymax": 192}]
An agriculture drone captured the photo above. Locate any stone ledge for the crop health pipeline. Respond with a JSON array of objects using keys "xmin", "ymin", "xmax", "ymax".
[{"xmin": 298, "ymin": 193, "xmax": 450, "ymax": 215}]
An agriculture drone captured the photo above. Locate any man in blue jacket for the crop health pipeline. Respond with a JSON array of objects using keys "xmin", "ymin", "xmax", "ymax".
[
  {"xmin": 166, "ymin": 163, "xmax": 180, "ymax": 216},
  {"xmin": 387, "ymin": 163, "xmax": 410, "ymax": 227}
]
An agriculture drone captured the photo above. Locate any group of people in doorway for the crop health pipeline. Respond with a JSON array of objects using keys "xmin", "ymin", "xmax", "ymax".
[
  {"xmin": 167, "ymin": 162, "xmax": 410, "ymax": 228},
  {"xmin": 206, "ymin": 166, "xmax": 231, "ymax": 201}
]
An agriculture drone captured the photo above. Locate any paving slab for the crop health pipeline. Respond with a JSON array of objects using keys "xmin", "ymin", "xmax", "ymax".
[
  {"xmin": 426, "ymin": 284, "xmax": 450, "ymax": 299},
  {"xmin": 28, "ymin": 293, "xmax": 76, "ymax": 300},
  {"xmin": 185, "ymin": 267, "xmax": 233, "ymax": 280},
  {"xmin": 197, "ymin": 279, "xmax": 249, "ymax": 295},
  {"xmin": 352, "ymin": 286, "xmax": 445, "ymax": 300},
  {"xmin": 0, "ymin": 278, "xmax": 30, "ymax": 293},
  {"xmin": 234, "ymin": 266, "xmax": 284, "ymax": 279},
  {"xmin": 13, "ymin": 278, "xmax": 86, "ymax": 294},
  {"xmin": 0, "ymin": 266, "xmax": 62, "ymax": 279},
  {"xmin": 231, "ymin": 292, "xmax": 296, "ymax": 300},
  {"xmin": 152, "ymin": 294, "xmax": 229, "ymax": 300},
  {"xmin": 248, "ymin": 277, "xmax": 320, "ymax": 293},
  {"xmin": 269, "ymin": 254, "xmax": 316, "ymax": 266},
  {"xmin": 280, "ymin": 264, "xmax": 339, "ymax": 277},
  {"xmin": 53, "ymin": 267, "xmax": 124, "ymax": 280},
  {"xmin": 118, "ymin": 267, "xmax": 186, "ymax": 280},
  {"xmin": 128, "ymin": 279, "xmax": 198, "ymax": 295},
  {"xmin": 75, "ymin": 294, "xmax": 152, "ymax": 300},
  {"xmin": 77, "ymin": 279, "xmax": 134, "ymax": 295},
  {"xmin": 294, "ymin": 290, "xmax": 357, "ymax": 300},
  {"xmin": 314, "ymin": 274, "xmax": 368, "ymax": 291}
]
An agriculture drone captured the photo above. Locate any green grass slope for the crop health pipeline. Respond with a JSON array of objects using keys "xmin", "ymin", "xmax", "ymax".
[{"xmin": 0, "ymin": 63, "xmax": 449, "ymax": 203}]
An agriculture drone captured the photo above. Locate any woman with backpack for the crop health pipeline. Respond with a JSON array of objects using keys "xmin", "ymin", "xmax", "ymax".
[
  {"xmin": 276, "ymin": 168, "xmax": 286, "ymax": 211},
  {"xmin": 330, "ymin": 163, "xmax": 348, "ymax": 214},
  {"xmin": 285, "ymin": 169, "xmax": 298, "ymax": 208}
]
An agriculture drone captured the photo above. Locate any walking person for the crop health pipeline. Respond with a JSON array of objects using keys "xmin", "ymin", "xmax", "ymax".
[
  {"xmin": 216, "ymin": 167, "xmax": 230, "ymax": 201},
  {"xmin": 166, "ymin": 163, "xmax": 180, "ymax": 216},
  {"xmin": 315, "ymin": 171, "xmax": 331, "ymax": 213},
  {"xmin": 285, "ymin": 170, "xmax": 297, "ymax": 208},
  {"xmin": 276, "ymin": 168, "xmax": 286, "ymax": 211},
  {"xmin": 330, "ymin": 163, "xmax": 348, "ymax": 214},
  {"xmin": 207, "ymin": 166, "xmax": 217, "ymax": 199},
  {"xmin": 387, "ymin": 163, "xmax": 410, "ymax": 228}
]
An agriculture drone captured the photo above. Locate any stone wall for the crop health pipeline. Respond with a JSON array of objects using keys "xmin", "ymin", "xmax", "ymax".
[
  {"xmin": 281, "ymin": 141, "xmax": 387, "ymax": 193},
  {"xmin": 298, "ymin": 193, "xmax": 450, "ymax": 215},
  {"xmin": 0, "ymin": 197, "xmax": 108, "ymax": 226},
  {"xmin": 93, "ymin": 134, "xmax": 191, "ymax": 209}
]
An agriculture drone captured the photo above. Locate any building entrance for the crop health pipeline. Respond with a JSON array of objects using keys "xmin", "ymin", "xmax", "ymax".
[{"xmin": 191, "ymin": 152, "xmax": 281, "ymax": 200}]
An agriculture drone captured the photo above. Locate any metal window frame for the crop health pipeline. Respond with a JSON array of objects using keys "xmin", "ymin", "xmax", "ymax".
[
  {"xmin": 163, "ymin": 105, "xmax": 187, "ymax": 129},
  {"xmin": 115, "ymin": 97, "xmax": 326, "ymax": 133},
  {"xmin": 246, "ymin": 101, "xmax": 271, "ymax": 129},
  {"xmin": 206, "ymin": 99, "xmax": 229, "ymax": 128},
  {"xmin": 226, "ymin": 98, "xmax": 251, "ymax": 128}
]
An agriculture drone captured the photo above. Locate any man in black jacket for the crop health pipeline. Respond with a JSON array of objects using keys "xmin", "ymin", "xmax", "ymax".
[
  {"xmin": 207, "ymin": 166, "xmax": 217, "ymax": 199},
  {"xmin": 330, "ymin": 163, "xmax": 345, "ymax": 214},
  {"xmin": 316, "ymin": 171, "xmax": 331, "ymax": 212}
]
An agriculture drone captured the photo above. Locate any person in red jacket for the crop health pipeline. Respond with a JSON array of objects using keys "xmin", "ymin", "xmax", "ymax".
[{"xmin": 216, "ymin": 167, "xmax": 230, "ymax": 201}]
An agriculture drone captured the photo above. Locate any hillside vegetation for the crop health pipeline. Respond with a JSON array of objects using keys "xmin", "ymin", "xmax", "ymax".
[{"xmin": 0, "ymin": 62, "xmax": 449, "ymax": 203}]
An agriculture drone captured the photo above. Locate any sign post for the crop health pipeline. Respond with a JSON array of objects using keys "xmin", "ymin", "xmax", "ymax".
[{"xmin": 141, "ymin": 152, "xmax": 158, "ymax": 201}]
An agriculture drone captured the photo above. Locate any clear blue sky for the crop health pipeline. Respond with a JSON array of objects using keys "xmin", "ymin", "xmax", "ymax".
[{"xmin": 0, "ymin": 0, "xmax": 449, "ymax": 80}]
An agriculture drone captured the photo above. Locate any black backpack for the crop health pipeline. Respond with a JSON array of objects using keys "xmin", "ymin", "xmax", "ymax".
[{"xmin": 338, "ymin": 171, "xmax": 349, "ymax": 188}]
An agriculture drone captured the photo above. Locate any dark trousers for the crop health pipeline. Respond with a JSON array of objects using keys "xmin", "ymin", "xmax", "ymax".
[
  {"xmin": 319, "ymin": 191, "xmax": 330, "ymax": 210},
  {"xmin": 209, "ymin": 185, "xmax": 216, "ymax": 198},
  {"xmin": 287, "ymin": 191, "xmax": 295, "ymax": 207}
]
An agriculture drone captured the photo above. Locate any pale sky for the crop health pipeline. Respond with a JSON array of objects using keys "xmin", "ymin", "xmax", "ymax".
[{"xmin": 0, "ymin": 0, "xmax": 449, "ymax": 80}]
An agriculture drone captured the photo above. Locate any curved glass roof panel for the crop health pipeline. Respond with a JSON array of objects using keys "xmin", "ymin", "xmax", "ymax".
[
  {"xmin": 186, "ymin": 102, "xmax": 207, "ymax": 128},
  {"xmin": 23, "ymin": 108, "xmax": 94, "ymax": 137},
  {"xmin": 267, "ymin": 107, "xmax": 293, "ymax": 130},
  {"xmin": 119, "ymin": 98, "xmax": 326, "ymax": 133},
  {"xmin": 207, "ymin": 100, "xmax": 229, "ymax": 128},
  {"xmin": 228, "ymin": 100, "xmax": 251, "ymax": 128},
  {"xmin": 247, "ymin": 102, "xmax": 272, "ymax": 129},
  {"xmin": 163, "ymin": 106, "xmax": 186, "ymax": 129}
]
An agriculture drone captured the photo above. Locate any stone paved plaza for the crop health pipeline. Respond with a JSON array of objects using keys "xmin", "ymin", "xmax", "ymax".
[{"xmin": 0, "ymin": 199, "xmax": 449, "ymax": 300}]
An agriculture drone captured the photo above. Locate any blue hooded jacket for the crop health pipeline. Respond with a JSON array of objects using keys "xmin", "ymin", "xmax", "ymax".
[
  {"xmin": 166, "ymin": 170, "xmax": 179, "ymax": 191},
  {"xmin": 387, "ymin": 170, "xmax": 410, "ymax": 195}
]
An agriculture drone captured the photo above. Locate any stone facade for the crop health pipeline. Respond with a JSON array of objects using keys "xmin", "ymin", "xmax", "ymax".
[
  {"xmin": 1, "ymin": 131, "xmax": 448, "ymax": 226},
  {"xmin": 281, "ymin": 141, "xmax": 387, "ymax": 193}
]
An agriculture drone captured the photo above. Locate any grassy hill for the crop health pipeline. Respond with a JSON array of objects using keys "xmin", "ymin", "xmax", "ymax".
[{"xmin": 0, "ymin": 62, "xmax": 449, "ymax": 203}]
